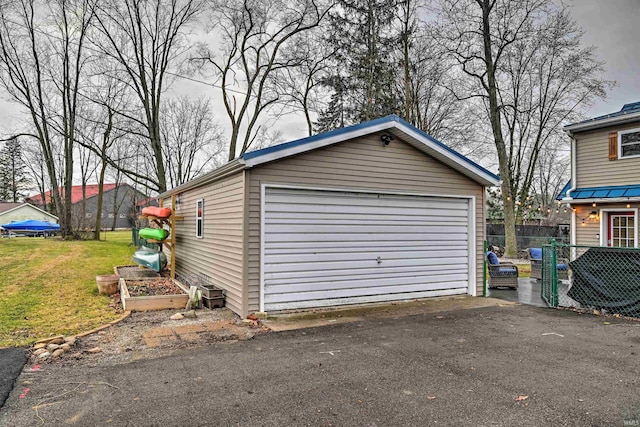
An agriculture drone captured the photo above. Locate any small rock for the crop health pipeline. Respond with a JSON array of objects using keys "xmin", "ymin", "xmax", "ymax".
[
  {"xmin": 68, "ymin": 352, "xmax": 83, "ymax": 359},
  {"xmin": 86, "ymin": 347, "xmax": 102, "ymax": 354},
  {"xmin": 38, "ymin": 352, "xmax": 50, "ymax": 359},
  {"xmin": 52, "ymin": 349, "xmax": 64, "ymax": 358},
  {"xmin": 47, "ymin": 344, "xmax": 60, "ymax": 352},
  {"xmin": 35, "ymin": 335, "xmax": 64, "ymax": 345},
  {"xmin": 49, "ymin": 336, "xmax": 65, "ymax": 345},
  {"xmin": 33, "ymin": 343, "xmax": 46, "ymax": 350},
  {"xmin": 170, "ymin": 313, "xmax": 184, "ymax": 320},
  {"xmin": 60, "ymin": 344, "xmax": 71, "ymax": 352},
  {"xmin": 64, "ymin": 338, "xmax": 76, "ymax": 347},
  {"xmin": 98, "ymin": 331, "xmax": 107, "ymax": 335},
  {"xmin": 240, "ymin": 319, "xmax": 254, "ymax": 326},
  {"xmin": 182, "ymin": 310, "xmax": 197, "ymax": 319},
  {"xmin": 33, "ymin": 348, "xmax": 47, "ymax": 356},
  {"xmin": 247, "ymin": 314, "xmax": 258, "ymax": 321}
]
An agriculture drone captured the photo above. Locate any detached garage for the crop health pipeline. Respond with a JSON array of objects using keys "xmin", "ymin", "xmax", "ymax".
[{"xmin": 160, "ymin": 115, "xmax": 499, "ymax": 317}]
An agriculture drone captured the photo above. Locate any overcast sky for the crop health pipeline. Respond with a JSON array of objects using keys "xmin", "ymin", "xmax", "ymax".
[
  {"xmin": 0, "ymin": 1, "xmax": 638, "ymax": 140},
  {"xmin": 568, "ymin": 0, "xmax": 640, "ymax": 116}
]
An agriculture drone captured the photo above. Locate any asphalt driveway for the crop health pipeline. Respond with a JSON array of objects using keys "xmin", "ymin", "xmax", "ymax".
[
  {"xmin": 1, "ymin": 304, "xmax": 639, "ymax": 426},
  {"xmin": 0, "ymin": 348, "xmax": 27, "ymax": 409}
]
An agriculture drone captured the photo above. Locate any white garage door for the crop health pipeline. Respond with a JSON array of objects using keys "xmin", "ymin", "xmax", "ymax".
[{"xmin": 262, "ymin": 187, "xmax": 472, "ymax": 311}]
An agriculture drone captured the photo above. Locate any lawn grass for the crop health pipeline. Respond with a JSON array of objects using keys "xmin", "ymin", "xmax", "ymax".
[{"xmin": 0, "ymin": 231, "xmax": 136, "ymax": 347}]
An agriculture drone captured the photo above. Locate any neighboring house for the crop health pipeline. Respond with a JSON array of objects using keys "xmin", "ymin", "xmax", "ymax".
[
  {"xmin": 27, "ymin": 183, "xmax": 147, "ymax": 230},
  {"xmin": 160, "ymin": 115, "xmax": 500, "ymax": 317},
  {"xmin": 558, "ymin": 102, "xmax": 640, "ymax": 247},
  {"xmin": 0, "ymin": 202, "xmax": 58, "ymax": 225}
]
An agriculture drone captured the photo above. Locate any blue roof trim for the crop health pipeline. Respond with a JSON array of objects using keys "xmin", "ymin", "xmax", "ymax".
[
  {"xmin": 566, "ymin": 101, "xmax": 640, "ymax": 128},
  {"xmin": 242, "ymin": 116, "xmax": 397, "ymax": 161},
  {"xmin": 241, "ymin": 115, "xmax": 500, "ymax": 182},
  {"xmin": 562, "ymin": 183, "xmax": 640, "ymax": 200},
  {"xmin": 556, "ymin": 180, "xmax": 572, "ymax": 200}
]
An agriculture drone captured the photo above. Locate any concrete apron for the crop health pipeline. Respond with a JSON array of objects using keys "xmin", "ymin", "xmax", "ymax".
[{"xmin": 263, "ymin": 295, "xmax": 516, "ymax": 332}]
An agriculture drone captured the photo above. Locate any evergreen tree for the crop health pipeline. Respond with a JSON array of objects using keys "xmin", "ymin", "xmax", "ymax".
[
  {"xmin": 0, "ymin": 138, "xmax": 31, "ymax": 202},
  {"xmin": 316, "ymin": 0, "xmax": 401, "ymax": 132}
]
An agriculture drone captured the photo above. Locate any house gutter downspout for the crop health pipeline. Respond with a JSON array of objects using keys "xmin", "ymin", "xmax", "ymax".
[{"xmin": 565, "ymin": 130, "xmax": 577, "ymax": 245}]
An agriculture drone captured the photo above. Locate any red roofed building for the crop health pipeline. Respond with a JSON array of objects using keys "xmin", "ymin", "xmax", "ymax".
[
  {"xmin": 28, "ymin": 184, "xmax": 118, "ymax": 206},
  {"xmin": 27, "ymin": 183, "xmax": 149, "ymax": 230}
]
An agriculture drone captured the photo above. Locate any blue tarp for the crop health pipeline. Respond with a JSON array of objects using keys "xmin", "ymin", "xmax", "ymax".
[{"xmin": 1, "ymin": 220, "xmax": 60, "ymax": 231}]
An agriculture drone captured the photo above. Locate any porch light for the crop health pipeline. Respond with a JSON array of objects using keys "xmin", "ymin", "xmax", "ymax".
[
  {"xmin": 588, "ymin": 211, "xmax": 598, "ymax": 219},
  {"xmin": 627, "ymin": 203, "xmax": 631, "ymax": 209},
  {"xmin": 592, "ymin": 202, "xmax": 597, "ymax": 207}
]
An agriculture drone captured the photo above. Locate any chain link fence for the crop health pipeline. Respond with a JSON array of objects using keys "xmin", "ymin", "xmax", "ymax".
[{"xmin": 542, "ymin": 241, "xmax": 640, "ymax": 318}]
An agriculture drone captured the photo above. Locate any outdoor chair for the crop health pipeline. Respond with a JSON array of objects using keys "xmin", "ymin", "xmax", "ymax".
[
  {"xmin": 528, "ymin": 247, "xmax": 569, "ymax": 281},
  {"xmin": 486, "ymin": 251, "xmax": 519, "ymax": 289}
]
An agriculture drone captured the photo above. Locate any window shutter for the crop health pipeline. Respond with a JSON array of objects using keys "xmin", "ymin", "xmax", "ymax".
[{"xmin": 608, "ymin": 132, "xmax": 618, "ymax": 160}]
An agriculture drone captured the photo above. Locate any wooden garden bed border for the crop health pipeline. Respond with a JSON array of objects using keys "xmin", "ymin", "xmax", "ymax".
[{"xmin": 119, "ymin": 277, "xmax": 189, "ymax": 312}]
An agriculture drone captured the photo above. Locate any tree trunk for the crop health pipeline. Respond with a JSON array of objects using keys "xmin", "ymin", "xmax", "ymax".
[{"xmin": 480, "ymin": 0, "xmax": 517, "ymax": 257}]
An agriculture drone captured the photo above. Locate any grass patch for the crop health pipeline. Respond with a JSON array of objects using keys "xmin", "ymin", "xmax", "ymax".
[{"xmin": 0, "ymin": 231, "xmax": 135, "ymax": 347}]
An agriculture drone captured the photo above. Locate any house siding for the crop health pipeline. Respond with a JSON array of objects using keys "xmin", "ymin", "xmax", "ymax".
[
  {"xmin": 575, "ymin": 121, "xmax": 640, "ymax": 188},
  {"xmin": 166, "ymin": 172, "xmax": 246, "ymax": 315},
  {"xmin": 247, "ymin": 133, "xmax": 486, "ymax": 313},
  {"xmin": 575, "ymin": 202, "xmax": 640, "ymax": 247}
]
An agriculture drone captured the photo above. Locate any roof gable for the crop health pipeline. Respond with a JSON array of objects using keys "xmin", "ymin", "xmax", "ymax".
[
  {"xmin": 0, "ymin": 202, "xmax": 58, "ymax": 220},
  {"xmin": 242, "ymin": 115, "xmax": 499, "ymax": 187}
]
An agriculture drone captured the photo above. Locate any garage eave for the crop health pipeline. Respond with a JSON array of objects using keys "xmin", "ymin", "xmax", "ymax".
[{"xmin": 242, "ymin": 115, "xmax": 500, "ymax": 188}]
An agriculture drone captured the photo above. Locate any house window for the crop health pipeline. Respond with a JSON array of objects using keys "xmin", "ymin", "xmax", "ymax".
[
  {"xmin": 619, "ymin": 128, "xmax": 640, "ymax": 158},
  {"xmin": 85, "ymin": 212, "xmax": 92, "ymax": 218},
  {"xmin": 119, "ymin": 213, "xmax": 126, "ymax": 219},
  {"xmin": 196, "ymin": 199, "xmax": 204, "ymax": 238},
  {"xmin": 108, "ymin": 213, "xmax": 114, "ymax": 218}
]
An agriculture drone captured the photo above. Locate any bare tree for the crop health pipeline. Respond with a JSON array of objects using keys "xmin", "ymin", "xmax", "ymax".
[
  {"xmin": 273, "ymin": 30, "xmax": 336, "ymax": 136},
  {"xmin": 160, "ymin": 96, "xmax": 225, "ymax": 187},
  {"xmin": 194, "ymin": 0, "xmax": 331, "ymax": 160},
  {"xmin": 434, "ymin": 0, "xmax": 611, "ymax": 256},
  {"xmin": 0, "ymin": 0, "xmax": 96, "ymax": 237},
  {"xmin": 92, "ymin": 0, "xmax": 205, "ymax": 192}
]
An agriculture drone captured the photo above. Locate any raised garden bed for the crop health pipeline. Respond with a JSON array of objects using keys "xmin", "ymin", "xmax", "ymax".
[
  {"xmin": 120, "ymin": 277, "xmax": 188, "ymax": 311},
  {"xmin": 114, "ymin": 265, "xmax": 160, "ymax": 279}
]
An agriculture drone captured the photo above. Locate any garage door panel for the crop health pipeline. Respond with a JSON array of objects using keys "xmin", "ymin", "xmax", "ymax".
[
  {"xmin": 264, "ymin": 280, "xmax": 470, "ymax": 305},
  {"xmin": 265, "ymin": 264, "xmax": 469, "ymax": 285},
  {"xmin": 266, "ymin": 191, "xmax": 469, "ymax": 210},
  {"xmin": 265, "ymin": 232, "xmax": 468, "ymax": 244},
  {"xmin": 263, "ymin": 188, "xmax": 471, "ymax": 311},
  {"xmin": 263, "ymin": 249, "xmax": 469, "ymax": 265},
  {"xmin": 267, "ymin": 266, "xmax": 468, "ymax": 293},
  {"xmin": 264, "ymin": 256, "xmax": 468, "ymax": 274},
  {"xmin": 265, "ymin": 224, "xmax": 468, "ymax": 235},
  {"xmin": 265, "ymin": 241, "xmax": 469, "ymax": 252},
  {"xmin": 266, "ymin": 272, "xmax": 469, "ymax": 294},
  {"xmin": 265, "ymin": 288, "xmax": 465, "ymax": 311},
  {"xmin": 266, "ymin": 212, "xmax": 469, "ymax": 223}
]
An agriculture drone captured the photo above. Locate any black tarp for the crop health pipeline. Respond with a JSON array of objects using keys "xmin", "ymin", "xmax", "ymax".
[{"xmin": 568, "ymin": 247, "xmax": 640, "ymax": 317}]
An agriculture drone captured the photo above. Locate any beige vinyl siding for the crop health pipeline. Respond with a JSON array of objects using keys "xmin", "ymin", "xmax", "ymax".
[
  {"xmin": 575, "ymin": 121, "xmax": 640, "ymax": 188},
  {"xmin": 575, "ymin": 203, "xmax": 639, "ymax": 247},
  {"xmin": 165, "ymin": 172, "xmax": 246, "ymax": 315},
  {"xmin": 247, "ymin": 133, "xmax": 486, "ymax": 313}
]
